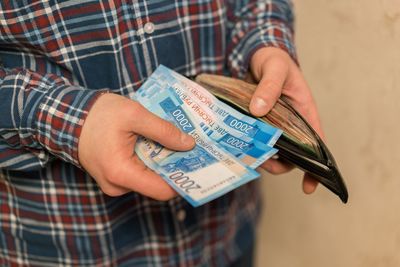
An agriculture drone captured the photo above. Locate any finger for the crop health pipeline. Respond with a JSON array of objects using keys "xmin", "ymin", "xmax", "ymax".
[
  {"xmin": 131, "ymin": 103, "xmax": 195, "ymax": 151},
  {"xmin": 109, "ymin": 155, "xmax": 178, "ymax": 201},
  {"xmin": 302, "ymin": 173, "xmax": 319, "ymax": 194},
  {"xmin": 249, "ymin": 57, "xmax": 289, "ymax": 117},
  {"xmin": 96, "ymin": 180, "xmax": 131, "ymax": 197},
  {"xmin": 261, "ymin": 158, "xmax": 294, "ymax": 174}
]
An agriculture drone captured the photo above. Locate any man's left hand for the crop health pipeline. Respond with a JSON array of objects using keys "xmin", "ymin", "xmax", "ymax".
[{"xmin": 249, "ymin": 47, "xmax": 324, "ymax": 194}]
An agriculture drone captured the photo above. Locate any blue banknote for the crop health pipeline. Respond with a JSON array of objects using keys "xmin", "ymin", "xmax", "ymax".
[
  {"xmin": 140, "ymin": 65, "xmax": 282, "ymax": 146},
  {"xmin": 136, "ymin": 66, "xmax": 280, "ymax": 168},
  {"xmin": 134, "ymin": 88, "xmax": 260, "ymax": 207}
]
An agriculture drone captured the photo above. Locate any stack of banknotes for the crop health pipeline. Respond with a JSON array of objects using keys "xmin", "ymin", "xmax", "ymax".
[{"xmin": 134, "ymin": 65, "xmax": 282, "ymax": 207}]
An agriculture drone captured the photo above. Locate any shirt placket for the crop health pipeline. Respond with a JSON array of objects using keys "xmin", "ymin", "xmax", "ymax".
[{"xmin": 131, "ymin": 2, "xmax": 155, "ymax": 78}]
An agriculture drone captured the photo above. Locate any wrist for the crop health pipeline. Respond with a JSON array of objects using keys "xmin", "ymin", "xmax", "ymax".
[{"xmin": 33, "ymin": 87, "xmax": 107, "ymax": 167}]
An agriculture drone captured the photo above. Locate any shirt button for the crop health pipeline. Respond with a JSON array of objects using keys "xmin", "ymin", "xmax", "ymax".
[
  {"xmin": 176, "ymin": 209, "xmax": 186, "ymax": 222},
  {"xmin": 144, "ymin": 22, "xmax": 155, "ymax": 34}
]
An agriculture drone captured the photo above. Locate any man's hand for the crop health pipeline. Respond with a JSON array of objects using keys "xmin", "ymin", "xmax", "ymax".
[
  {"xmin": 249, "ymin": 47, "xmax": 324, "ymax": 194},
  {"xmin": 78, "ymin": 93, "xmax": 195, "ymax": 200}
]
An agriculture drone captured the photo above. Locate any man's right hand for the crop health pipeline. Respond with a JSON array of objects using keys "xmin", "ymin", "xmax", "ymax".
[{"xmin": 78, "ymin": 93, "xmax": 195, "ymax": 200}]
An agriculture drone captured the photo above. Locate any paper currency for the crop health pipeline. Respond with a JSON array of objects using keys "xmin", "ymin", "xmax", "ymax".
[
  {"xmin": 136, "ymin": 65, "xmax": 281, "ymax": 168},
  {"xmin": 134, "ymin": 87, "xmax": 260, "ymax": 207},
  {"xmin": 142, "ymin": 65, "xmax": 282, "ymax": 144}
]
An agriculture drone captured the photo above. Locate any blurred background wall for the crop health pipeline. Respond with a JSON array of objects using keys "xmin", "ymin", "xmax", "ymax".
[{"xmin": 256, "ymin": 0, "xmax": 400, "ymax": 266}]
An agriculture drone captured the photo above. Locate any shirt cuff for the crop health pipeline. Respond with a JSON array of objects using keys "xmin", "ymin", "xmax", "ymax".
[
  {"xmin": 29, "ymin": 86, "xmax": 106, "ymax": 167},
  {"xmin": 227, "ymin": 20, "xmax": 297, "ymax": 78}
]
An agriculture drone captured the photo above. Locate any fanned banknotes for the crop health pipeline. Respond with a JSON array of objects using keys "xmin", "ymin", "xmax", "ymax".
[
  {"xmin": 135, "ymin": 84, "xmax": 262, "ymax": 207},
  {"xmin": 134, "ymin": 66, "xmax": 286, "ymax": 207},
  {"xmin": 137, "ymin": 65, "xmax": 282, "ymax": 168},
  {"xmin": 195, "ymin": 74, "xmax": 349, "ymax": 203}
]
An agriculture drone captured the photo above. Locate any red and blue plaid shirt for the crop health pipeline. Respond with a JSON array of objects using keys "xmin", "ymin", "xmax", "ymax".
[{"xmin": 0, "ymin": 1, "xmax": 296, "ymax": 266}]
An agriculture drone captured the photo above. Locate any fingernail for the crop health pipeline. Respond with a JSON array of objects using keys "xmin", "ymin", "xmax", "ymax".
[
  {"xmin": 272, "ymin": 154, "xmax": 280, "ymax": 160},
  {"xmin": 251, "ymin": 97, "xmax": 268, "ymax": 115}
]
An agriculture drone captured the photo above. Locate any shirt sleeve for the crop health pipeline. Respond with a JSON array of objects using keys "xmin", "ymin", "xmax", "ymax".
[
  {"xmin": 226, "ymin": 0, "xmax": 297, "ymax": 78},
  {"xmin": 0, "ymin": 67, "xmax": 105, "ymax": 171}
]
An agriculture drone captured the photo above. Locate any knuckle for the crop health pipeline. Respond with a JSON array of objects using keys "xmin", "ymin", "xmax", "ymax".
[
  {"xmin": 103, "ymin": 167, "xmax": 124, "ymax": 186},
  {"xmin": 101, "ymin": 185, "xmax": 126, "ymax": 197},
  {"xmin": 154, "ymin": 191, "xmax": 176, "ymax": 201},
  {"xmin": 160, "ymin": 121, "xmax": 179, "ymax": 137},
  {"xmin": 254, "ymin": 82, "xmax": 282, "ymax": 104},
  {"xmin": 268, "ymin": 165, "xmax": 283, "ymax": 174},
  {"xmin": 260, "ymin": 79, "xmax": 282, "ymax": 93},
  {"xmin": 266, "ymin": 54, "xmax": 290, "ymax": 68},
  {"xmin": 129, "ymin": 101, "xmax": 146, "ymax": 117},
  {"xmin": 151, "ymin": 186, "xmax": 177, "ymax": 201}
]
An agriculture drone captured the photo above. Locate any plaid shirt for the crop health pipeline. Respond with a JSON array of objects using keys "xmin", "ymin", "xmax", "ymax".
[{"xmin": 0, "ymin": 1, "xmax": 296, "ymax": 266}]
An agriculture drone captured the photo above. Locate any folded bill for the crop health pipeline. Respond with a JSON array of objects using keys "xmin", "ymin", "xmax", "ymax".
[{"xmin": 134, "ymin": 87, "xmax": 260, "ymax": 207}]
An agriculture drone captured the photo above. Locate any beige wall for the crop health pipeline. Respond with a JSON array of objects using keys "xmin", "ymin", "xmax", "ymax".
[{"xmin": 256, "ymin": 1, "xmax": 400, "ymax": 266}]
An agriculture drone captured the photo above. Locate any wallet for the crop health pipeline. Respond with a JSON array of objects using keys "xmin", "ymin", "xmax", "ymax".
[{"xmin": 195, "ymin": 74, "xmax": 348, "ymax": 203}]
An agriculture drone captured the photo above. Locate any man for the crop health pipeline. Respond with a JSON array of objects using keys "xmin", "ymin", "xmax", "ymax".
[{"xmin": 0, "ymin": 1, "xmax": 322, "ymax": 266}]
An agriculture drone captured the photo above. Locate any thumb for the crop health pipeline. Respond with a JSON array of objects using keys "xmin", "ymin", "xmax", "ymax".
[
  {"xmin": 249, "ymin": 58, "xmax": 289, "ymax": 117},
  {"xmin": 132, "ymin": 103, "xmax": 195, "ymax": 151}
]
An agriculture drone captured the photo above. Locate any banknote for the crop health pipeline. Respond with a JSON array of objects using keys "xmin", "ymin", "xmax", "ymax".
[
  {"xmin": 136, "ymin": 66, "xmax": 280, "ymax": 168},
  {"xmin": 134, "ymin": 87, "xmax": 260, "ymax": 207},
  {"xmin": 137, "ymin": 83, "xmax": 277, "ymax": 168},
  {"xmin": 142, "ymin": 65, "xmax": 283, "ymax": 146}
]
